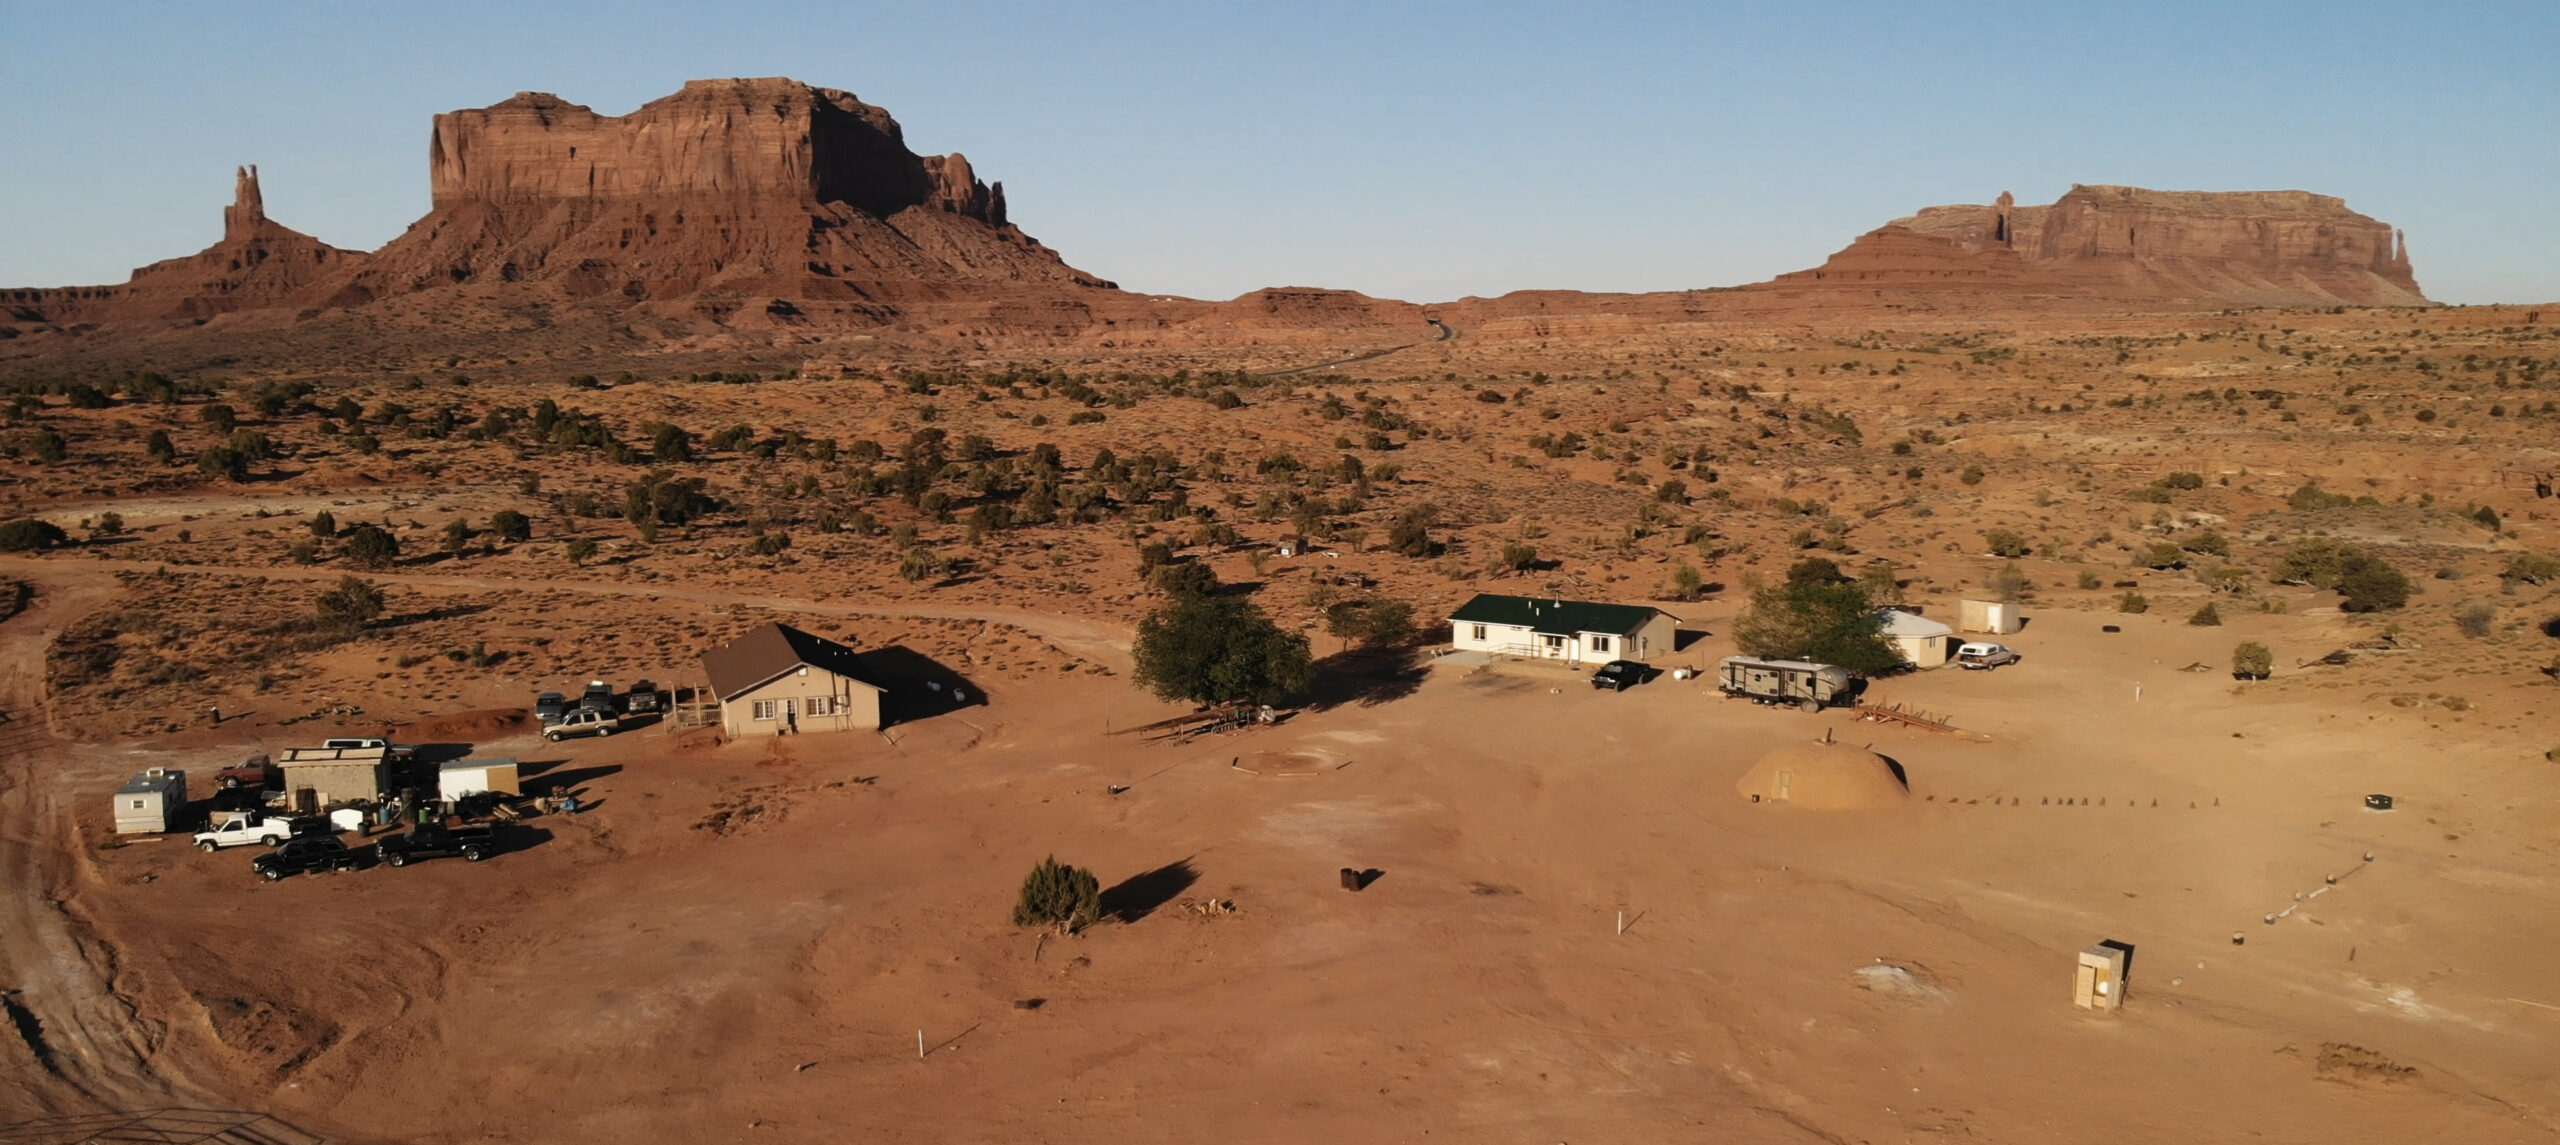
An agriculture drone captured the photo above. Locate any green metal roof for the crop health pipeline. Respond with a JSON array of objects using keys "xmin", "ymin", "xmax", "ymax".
[{"xmin": 1448, "ymin": 593, "xmax": 1666, "ymax": 637}]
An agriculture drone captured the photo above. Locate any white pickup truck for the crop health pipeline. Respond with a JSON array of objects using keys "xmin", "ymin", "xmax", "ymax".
[{"xmin": 192, "ymin": 811, "xmax": 313, "ymax": 852}]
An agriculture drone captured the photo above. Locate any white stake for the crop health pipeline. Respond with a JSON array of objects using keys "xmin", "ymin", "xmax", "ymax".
[
  {"xmin": 1617, "ymin": 910, "xmax": 1624, "ymax": 936},
  {"xmin": 918, "ymin": 1030, "xmax": 925, "ymax": 1059}
]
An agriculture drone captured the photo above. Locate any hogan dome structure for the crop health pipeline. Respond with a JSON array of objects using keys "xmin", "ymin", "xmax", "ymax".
[{"xmin": 1736, "ymin": 740, "xmax": 1909, "ymax": 810}]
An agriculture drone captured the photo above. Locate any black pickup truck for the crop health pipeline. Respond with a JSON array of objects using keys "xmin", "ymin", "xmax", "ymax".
[
  {"xmin": 373, "ymin": 823, "xmax": 501, "ymax": 866},
  {"xmin": 250, "ymin": 835, "xmax": 361, "ymax": 880}
]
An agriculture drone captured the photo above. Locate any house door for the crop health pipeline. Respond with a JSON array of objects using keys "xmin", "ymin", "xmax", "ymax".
[{"xmin": 781, "ymin": 698, "xmax": 799, "ymax": 729}]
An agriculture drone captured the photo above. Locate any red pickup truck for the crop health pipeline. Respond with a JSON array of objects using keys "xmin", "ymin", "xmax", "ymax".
[{"xmin": 215, "ymin": 753, "xmax": 277, "ymax": 790}]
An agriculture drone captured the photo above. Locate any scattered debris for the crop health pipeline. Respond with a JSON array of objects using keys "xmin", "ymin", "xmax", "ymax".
[
  {"xmin": 1854, "ymin": 698, "xmax": 1988, "ymax": 740},
  {"xmin": 1178, "ymin": 898, "xmax": 1238, "ymax": 917},
  {"xmin": 1853, "ymin": 962, "xmax": 1948, "ymax": 1003},
  {"xmin": 2313, "ymin": 1042, "xmax": 2418, "ymax": 1083}
]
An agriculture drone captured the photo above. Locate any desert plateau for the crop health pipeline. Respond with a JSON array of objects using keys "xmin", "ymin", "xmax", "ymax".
[{"xmin": 0, "ymin": 49, "xmax": 2556, "ymax": 1145}]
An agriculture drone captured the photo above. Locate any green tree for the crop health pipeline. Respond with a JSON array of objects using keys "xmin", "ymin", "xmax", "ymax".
[
  {"xmin": 145, "ymin": 430, "xmax": 176, "ymax": 464},
  {"xmin": 1133, "ymin": 594, "xmax": 1315, "ymax": 706},
  {"xmin": 31, "ymin": 430, "xmax": 66, "ymax": 463},
  {"xmin": 1386, "ymin": 502, "xmax": 1439, "ymax": 558},
  {"xmin": 1495, "ymin": 541, "xmax": 1539, "ymax": 576},
  {"xmin": 1324, "ymin": 597, "xmax": 1414, "ymax": 651},
  {"xmin": 489, "ymin": 509, "xmax": 532, "ymax": 544},
  {"xmin": 196, "ymin": 446, "xmax": 250, "ymax": 482},
  {"xmin": 2188, "ymin": 602, "xmax": 2223, "ymax": 627},
  {"xmin": 342, "ymin": 524, "xmax": 400, "ymax": 570},
  {"xmin": 565, "ymin": 538, "xmax": 598, "ymax": 567},
  {"xmin": 1012, "ymin": 855, "xmax": 1101, "ymax": 933},
  {"xmin": 2232, "ymin": 641, "xmax": 2273, "ymax": 680},
  {"xmin": 0, "ymin": 519, "xmax": 68, "ymax": 552},
  {"xmin": 1856, "ymin": 559, "xmax": 1904, "ymax": 605},
  {"xmin": 1150, "ymin": 560, "xmax": 1220, "ymax": 599},
  {"xmin": 199, "ymin": 403, "xmax": 238, "ymax": 434},
  {"xmin": 652, "ymin": 423, "xmax": 695, "ymax": 462},
  {"xmin": 1668, "ymin": 563, "xmax": 1706, "ymax": 602},
  {"xmin": 1730, "ymin": 579, "xmax": 1900, "ymax": 674},
  {"xmin": 315, "ymin": 575, "xmax": 385, "ymax": 630},
  {"xmin": 1983, "ymin": 528, "xmax": 2031, "ymax": 558},
  {"xmin": 1785, "ymin": 556, "xmax": 1842, "ymax": 585},
  {"xmin": 623, "ymin": 471, "xmax": 720, "ymax": 527},
  {"xmin": 440, "ymin": 518, "xmax": 474, "ymax": 554},
  {"xmin": 1988, "ymin": 561, "xmax": 2031, "ymax": 601},
  {"xmin": 309, "ymin": 509, "xmax": 337, "ymax": 538}
]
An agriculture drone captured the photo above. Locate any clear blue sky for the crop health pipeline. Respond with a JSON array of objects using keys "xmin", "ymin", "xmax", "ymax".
[{"xmin": 3, "ymin": 2, "xmax": 2553, "ymax": 303}]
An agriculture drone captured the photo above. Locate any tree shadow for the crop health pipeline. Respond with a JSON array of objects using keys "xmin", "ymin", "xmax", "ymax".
[
  {"xmin": 379, "ymin": 602, "xmax": 493, "ymax": 628},
  {"xmin": 857, "ymin": 645, "xmax": 987, "ymax": 725},
  {"xmin": 1302, "ymin": 646, "xmax": 1426, "ymax": 711},
  {"xmin": 1099, "ymin": 857, "xmax": 1199, "ymax": 922},
  {"xmin": 519, "ymin": 763, "xmax": 622, "ymax": 794}
]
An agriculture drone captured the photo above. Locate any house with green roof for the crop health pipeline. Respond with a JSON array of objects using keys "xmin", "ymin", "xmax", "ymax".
[{"xmin": 1448, "ymin": 593, "xmax": 1682, "ymax": 665}]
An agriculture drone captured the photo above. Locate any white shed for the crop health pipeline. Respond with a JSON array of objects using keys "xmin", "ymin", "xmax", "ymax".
[
  {"xmin": 1959, "ymin": 599, "xmax": 2023, "ymax": 635},
  {"xmin": 439, "ymin": 757, "xmax": 521, "ymax": 800},
  {"xmin": 1877, "ymin": 609, "xmax": 1955, "ymax": 669},
  {"xmin": 113, "ymin": 768, "xmax": 188, "ymax": 835}
]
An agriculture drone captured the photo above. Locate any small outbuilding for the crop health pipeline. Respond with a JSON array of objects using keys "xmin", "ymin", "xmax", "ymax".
[
  {"xmin": 1959, "ymin": 599, "xmax": 2024, "ymax": 635},
  {"xmin": 113, "ymin": 768, "xmax": 187, "ymax": 834},
  {"xmin": 1877, "ymin": 608, "xmax": 1956, "ymax": 669},
  {"xmin": 278, "ymin": 747, "xmax": 389, "ymax": 810},
  {"xmin": 439, "ymin": 757, "xmax": 521, "ymax": 801},
  {"xmin": 1736, "ymin": 741, "xmax": 1908, "ymax": 810},
  {"xmin": 1449, "ymin": 593, "xmax": 1682, "ymax": 665},
  {"xmin": 702, "ymin": 622, "xmax": 888, "ymax": 739}
]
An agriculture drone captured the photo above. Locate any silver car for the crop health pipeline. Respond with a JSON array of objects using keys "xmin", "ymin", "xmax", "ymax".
[{"xmin": 1956, "ymin": 642, "xmax": 2021, "ymax": 670}]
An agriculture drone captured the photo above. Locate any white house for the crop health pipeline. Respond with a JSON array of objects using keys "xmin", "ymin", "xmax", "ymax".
[
  {"xmin": 1448, "ymin": 593, "xmax": 1682, "ymax": 665},
  {"xmin": 1877, "ymin": 608, "xmax": 1955, "ymax": 668}
]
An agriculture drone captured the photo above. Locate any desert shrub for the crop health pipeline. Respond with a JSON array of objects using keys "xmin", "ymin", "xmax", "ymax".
[
  {"xmin": 1960, "ymin": 464, "xmax": 1986, "ymax": 486},
  {"xmin": 2469, "ymin": 504, "xmax": 2501, "ymax": 531},
  {"xmin": 196, "ymin": 446, "xmax": 250, "ymax": 482},
  {"xmin": 2137, "ymin": 542, "xmax": 2187, "ymax": 570},
  {"xmin": 1149, "ymin": 560, "xmax": 1220, "ymax": 599},
  {"xmin": 309, "ymin": 510, "xmax": 337, "ymax": 538},
  {"xmin": 2076, "ymin": 570, "xmax": 2103, "ymax": 590},
  {"xmin": 1988, "ymin": 561, "xmax": 2030, "ymax": 601},
  {"xmin": 1133, "ymin": 594, "xmax": 1313, "ymax": 706},
  {"xmin": 145, "ymin": 430, "xmax": 176, "ymax": 464},
  {"xmin": 2505, "ymin": 552, "xmax": 2560, "ymax": 585},
  {"xmin": 564, "ymin": 538, "xmax": 598, "ymax": 566},
  {"xmin": 341, "ymin": 524, "xmax": 400, "ymax": 569},
  {"xmin": 1656, "ymin": 479, "xmax": 1689, "ymax": 504},
  {"xmin": 199, "ymin": 403, "xmax": 238, "ymax": 433},
  {"xmin": 2159, "ymin": 471, "xmax": 2206, "ymax": 491},
  {"xmin": 897, "ymin": 546, "xmax": 949, "ymax": 583},
  {"xmin": 2181, "ymin": 531, "xmax": 2232, "ymax": 558},
  {"xmin": 651, "ymin": 423, "xmax": 695, "ymax": 462},
  {"xmin": 1786, "ymin": 556, "xmax": 1843, "ymax": 585},
  {"xmin": 746, "ymin": 531, "xmax": 792, "ymax": 557},
  {"xmin": 2232, "ymin": 641, "xmax": 2273, "ymax": 680},
  {"xmin": 2188, "ymin": 602, "xmax": 2222, "ymax": 626},
  {"xmin": 1495, "ymin": 541, "xmax": 1538, "ymax": 576},
  {"xmin": 624, "ymin": 471, "xmax": 720, "ymax": 526},
  {"xmin": 2455, "ymin": 602, "xmax": 2495, "ymax": 638},
  {"xmin": 1731, "ymin": 579, "xmax": 1900, "ymax": 674},
  {"xmin": 1984, "ymin": 528, "xmax": 2031, "ymax": 558},
  {"xmin": 2271, "ymin": 539, "xmax": 2411, "ymax": 611},
  {"xmin": 1667, "ymin": 564, "xmax": 1706, "ymax": 601},
  {"xmin": 1011, "ymin": 856, "xmax": 1100, "ymax": 932},
  {"xmin": 2116, "ymin": 590, "xmax": 2150, "ymax": 614},
  {"xmin": 489, "ymin": 509, "xmax": 532, "ymax": 544},
  {"xmin": 1210, "ymin": 389, "xmax": 1244, "ymax": 410},
  {"xmin": 1856, "ymin": 560, "xmax": 1903, "ymax": 606},
  {"xmin": 31, "ymin": 430, "xmax": 66, "ymax": 463},
  {"xmin": 314, "ymin": 575, "xmax": 385, "ymax": 630},
  {"xmin": 1386, "ymin": 503, "xmax": 1438, "ymax": 558},
  {"xmin": 2287, "ymin": 484, "xmax": 2354, "ymax": 511},
  {"xmin": 1324, "ymin": 597, "xmax": 1415, "ymax": 649},
  {"xmin": 0, "ymin": 519, "xmax": 68, "ymax": 552}
]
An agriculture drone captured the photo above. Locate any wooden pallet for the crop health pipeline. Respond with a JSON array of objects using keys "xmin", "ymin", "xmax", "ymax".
[{"xmin": 1853, "ymin": 699, "xmax": 1989, "ymax": 740}]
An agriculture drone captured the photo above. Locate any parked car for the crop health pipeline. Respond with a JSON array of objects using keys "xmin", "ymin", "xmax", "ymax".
[
  {"xmin": 214, "ymin": 752, "xmax": 277, "ymax": 790},
  {"xmin": 1591, "ymin": 660, "xmax": 1651, "ymax": 691},
  {"xmin": 193, "ymin": 811, "xmax": 316, "ymax": 852},
  {"xmin": 374, "ymin": 822, "xmax": 500, "ymax": 866},
  {"xmin": 533, "ymin": 692, "xmax": 571, "ymax": 725},
  {"xmin": 623, "ymin": 680, "xmax": 663, "ymax": 715},
  {"xmin": 578, "ymin": 680, "xmax": 617, "ymax": 713},
  {"xmin": 1956, "ymin": 642, "xmax": 2022, "ymax": 670},
  {"xmin": 251, "ymin": 835, "xmax": 361, "ymax": 880},
  {"xmin": 544, "ymin": 708, "xmax": 621, "ymax": 741}
]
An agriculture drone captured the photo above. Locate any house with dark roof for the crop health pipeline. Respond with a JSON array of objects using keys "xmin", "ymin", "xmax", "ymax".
[
  {"xmin": 1447, "ymin": 593, "xmax": 1681, "ymax": 665},
  {"xmin": 700, "ymin": 622, "xmax": 887, "ymax": 738}
]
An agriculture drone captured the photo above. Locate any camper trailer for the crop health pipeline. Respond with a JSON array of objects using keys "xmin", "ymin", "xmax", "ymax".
[
  {"xmin": 113, "ymin": 768, "xmax": 188, "ymax": 835},
  {"xmin": 1717, "ymin": 656, "xmax": 1853, "ymax": 712}
]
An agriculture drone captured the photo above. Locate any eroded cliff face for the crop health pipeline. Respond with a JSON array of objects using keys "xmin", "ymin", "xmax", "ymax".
[
  {"xmin": 332, "ymin": 77, "xmax": 1102, "ymax": 308},
  {"xmin": 3, "ymin": 165, "xmax": 367, "ymax": 325},
  {"xmin": 1777, "ymin": 185, "xmax": 2425, "ymax": 307}
]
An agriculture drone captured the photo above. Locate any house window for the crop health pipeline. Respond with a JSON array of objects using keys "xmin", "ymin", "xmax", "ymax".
[
  {"xmin": 130, "ymin": 799, "xmax": 144, "ymax": 809},
  {"xmin": 805, "ymin": 695, "xmax": 836, "ymax": 717},
  {"xmin": 1470, "ymin": 624, "xmax": 1487, "ymax": 642},
  {"xmin": 751, "ymin": 699, "xmax": 778, "ymax": 721},
  {"xmin": 1590, "ymin": 635, "xmax": 1612, "ymax": 654},
  {"xmin": 1541, "ymin": 634, "xmax": 1564, "ymax": 650}
]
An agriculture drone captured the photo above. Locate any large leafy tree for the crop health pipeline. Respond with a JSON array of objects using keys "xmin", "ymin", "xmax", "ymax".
[
  {"xmin": 1133, "ymin": 595, "xmax": 1314, "ymax": 706},
  {"xmin": 1731, "ymin": 579, "xmax": 1901, "ymax": 674}
]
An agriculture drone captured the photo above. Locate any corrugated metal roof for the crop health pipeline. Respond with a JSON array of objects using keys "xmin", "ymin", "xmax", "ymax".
[{"xmin": 1448, "ymin": 593, "xmax": 1668, "ymax": 637}]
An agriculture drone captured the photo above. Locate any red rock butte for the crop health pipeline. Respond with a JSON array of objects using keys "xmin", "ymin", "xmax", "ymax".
[{"xmin": 1, "ymin": 77, "xmax": 2434, "ymax": 347}]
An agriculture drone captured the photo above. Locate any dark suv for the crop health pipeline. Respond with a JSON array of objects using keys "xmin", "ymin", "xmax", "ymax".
[
  {"xmin": 250, "ymin": 835, "xmax": 361, "ymax": 881},
  {"xmin": 375, "ymin": 822, "xmax": 500, "ymax": 866},
  {"xmin": 1591, "ymin": 660, "xmax": 1651, "ymax": 691}
]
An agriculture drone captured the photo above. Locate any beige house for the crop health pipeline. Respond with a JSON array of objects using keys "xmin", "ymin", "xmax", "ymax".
[{"xmin": 701, "ymin": 622, "xmax": 887, "ymax": 739}]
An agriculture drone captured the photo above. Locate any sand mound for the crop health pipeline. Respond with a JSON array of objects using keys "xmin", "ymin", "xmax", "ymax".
[{"xmin": 1736, "ymin": 741, "xmax": 1908, "ymax": 810}]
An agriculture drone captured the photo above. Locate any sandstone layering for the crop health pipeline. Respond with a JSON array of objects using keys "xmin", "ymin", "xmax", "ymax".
[{"xmin": 2, "ymin": 76, "xmax": 2434, "ymax": 352}]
